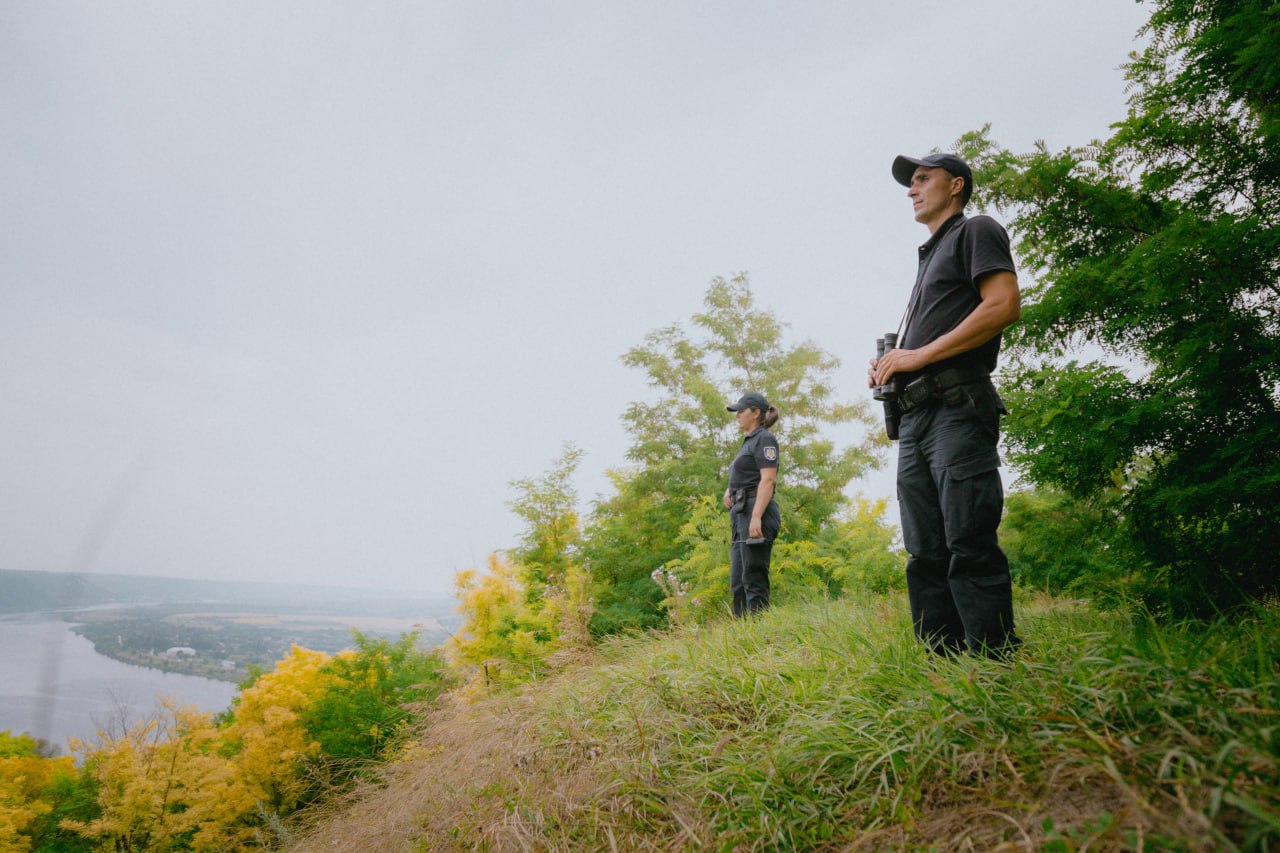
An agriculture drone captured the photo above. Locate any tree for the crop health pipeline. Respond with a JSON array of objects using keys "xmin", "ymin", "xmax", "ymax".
[
  {"xmin": 448, "ymin": 554, "xmax": 533, "ymax": 682},
  {"xmin": 0, "ymin": 730, "xmax": 94, "ymax": 853},
  {"xmin": 583, "ymin": 274, "xmax": 883, "ymax": 631},
  {"xmin": 0, "ymin": 731, "xmax": 80, "ymax": 853},
  {"xmin": 958, "ymin": 0, "xmax": 1280, "ymax": 613},
  {"xmin": 507, "ymin": 443, "xmax": 585, "ymax": 600},
  {"xmin": 1001, "ymin": 487, "xmax": 1131, "ymax": 598},
  {"xmin": 1148, "ymin": 0, "xmax": 1280, "ymax": 142},
  {"xmin": 299, "ymin": 631, "xmax": 451, "ymax": 777},
  {"xmin": 221, "ymin": 645, "xmax": 333, "ymax": 817},
  {"xmin": 65, "ymin": 702, "xmax": 240, "ymax": 852}
]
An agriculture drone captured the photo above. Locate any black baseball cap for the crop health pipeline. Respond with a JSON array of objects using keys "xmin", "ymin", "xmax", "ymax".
[
  {"xmin": 727, "ymin": 392, "xmax": 770, "ymax": 412},
  {"xmin": 892, "ymin": 152, "xmax": 973, "ymax": 200}
]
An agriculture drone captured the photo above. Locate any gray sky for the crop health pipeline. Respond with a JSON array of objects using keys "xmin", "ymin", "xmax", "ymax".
[{"xmin": 1, "ymin": 1, "xmax": 1151, "ymax": 596}]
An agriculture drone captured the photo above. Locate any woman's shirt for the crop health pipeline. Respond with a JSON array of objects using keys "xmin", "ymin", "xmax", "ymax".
[{"xmin": 729, "ymin": 427, "xmax": 779, "ymax": 492}]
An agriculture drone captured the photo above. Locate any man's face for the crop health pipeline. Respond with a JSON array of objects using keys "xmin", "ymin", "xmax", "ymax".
[{"xmin": 907, "ymin": 166, "xmax": 963, "ymax": 226}]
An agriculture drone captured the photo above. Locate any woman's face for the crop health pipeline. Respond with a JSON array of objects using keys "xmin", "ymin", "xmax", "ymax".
[{"xmin": 734, "ymin": 407, "xmax": 759, "ymax": 432}]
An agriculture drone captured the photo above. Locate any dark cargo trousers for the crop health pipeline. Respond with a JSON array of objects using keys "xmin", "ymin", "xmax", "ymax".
[
  {"xmin": 897, "ymin": 379, "xmax": 1018, "ymax": 656},
  {"xmin": 729, "ymin": 497, "xmax": 780, "ymax": 617}
]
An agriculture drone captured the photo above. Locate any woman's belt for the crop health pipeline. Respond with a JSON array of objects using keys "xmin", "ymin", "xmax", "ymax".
[{"xmin": 730, "ymin": 487, "xmax": 759, "ymax": 512}]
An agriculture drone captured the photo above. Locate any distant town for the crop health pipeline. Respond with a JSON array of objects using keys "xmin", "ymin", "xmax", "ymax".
[{"xmin": 1, "ymin": 569, "xmax": 460, "ymax": 683}]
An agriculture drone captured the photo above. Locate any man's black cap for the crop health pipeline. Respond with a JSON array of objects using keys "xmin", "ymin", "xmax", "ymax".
[
  {"xmin": 892, "ymin": 152, "xmax": 973, "ymax": 199},
  {"xmin": 727, "ymin": 392, "xmax": 770, "ymax": 412}
]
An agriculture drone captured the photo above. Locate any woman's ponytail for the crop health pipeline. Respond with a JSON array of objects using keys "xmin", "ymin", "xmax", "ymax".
[{"xmin": 762, "ymin": 405, "xmax": 779, "ymax": 429}]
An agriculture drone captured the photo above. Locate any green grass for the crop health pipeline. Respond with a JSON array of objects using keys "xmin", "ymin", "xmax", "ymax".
[
  {"xmin": 296, "ymin": 593, "xmax": 1279, "ymax": 850},
  {"xmin": 511, "ymin": 593, "xmax": 1279, "ymax": 849}
]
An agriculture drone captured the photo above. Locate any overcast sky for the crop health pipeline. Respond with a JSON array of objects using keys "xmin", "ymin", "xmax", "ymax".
[{"xmin": 1, "ymin": 1, "xmax": 1152, "ymax": 597}]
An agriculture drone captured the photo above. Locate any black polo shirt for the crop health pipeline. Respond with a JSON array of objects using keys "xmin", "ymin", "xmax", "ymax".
[
  {"xmin": 898, "ymin": 212, "xmax": 1016, "ymax": 385},
  {"xmin": 729, "ymin": 428, "xmax": 779, "ymax": 491}
]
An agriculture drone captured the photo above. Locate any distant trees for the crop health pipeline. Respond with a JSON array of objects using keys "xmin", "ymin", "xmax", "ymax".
[
  {"xmin": 448, "ymin": 274, "xmax": 895, "ymax": 681},
  {"xmin": 960, "ymin": 0, "xmax": 1280, "ymax": 613},
  {"xmin": 583, "ymin": 274, "xmax": 884, "ymax": 632}
]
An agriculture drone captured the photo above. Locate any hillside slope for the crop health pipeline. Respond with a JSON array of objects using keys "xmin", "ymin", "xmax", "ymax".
[{"xmin": 289, "ymin": 594, "xmax": 1279, "ymax": 850}]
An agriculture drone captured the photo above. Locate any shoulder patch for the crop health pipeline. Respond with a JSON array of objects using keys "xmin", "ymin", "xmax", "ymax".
[{"xmin": 764, "ymin": 446, "xmax": 777, "ymax": 461}]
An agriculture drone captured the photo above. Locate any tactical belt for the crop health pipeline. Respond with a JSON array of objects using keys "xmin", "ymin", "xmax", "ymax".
[{"xmin": 897, "ymin": 364, "xmax": 991, "ymax": 414}]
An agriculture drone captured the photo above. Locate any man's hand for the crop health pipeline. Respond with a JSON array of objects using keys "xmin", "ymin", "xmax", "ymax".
[
  {"xmin": 723, "ymin": 489, "xmax": 733, "ymax": 509},
  {"xmin": 873, "ymin": 348, "xmax": 929, "ymax": 387}
]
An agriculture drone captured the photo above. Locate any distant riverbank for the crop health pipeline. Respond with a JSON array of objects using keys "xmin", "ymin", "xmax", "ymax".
[{"xmin": 0, "ymin": 615, "xmax": 238, "ymax": 753}]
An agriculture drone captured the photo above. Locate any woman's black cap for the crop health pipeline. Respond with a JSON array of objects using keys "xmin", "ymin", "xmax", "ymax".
[{"xmin": 727, "ymin": 392, "xmax": 770, "ymax": 412}]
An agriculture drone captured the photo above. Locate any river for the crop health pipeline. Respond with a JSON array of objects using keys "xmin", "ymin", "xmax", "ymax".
[{"xmin": 0, "ymin": 615, "xmax": 239, "ymax": 754}]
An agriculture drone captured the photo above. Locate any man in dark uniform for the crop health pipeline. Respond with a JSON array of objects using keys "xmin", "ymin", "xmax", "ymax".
[
  {"xmin": 871, "ymin": 152, "xmax": 1021, "ymax": 657},
  {"xmin": 723, "ymin": 392, "xmax": 781, "ymax": 616}
]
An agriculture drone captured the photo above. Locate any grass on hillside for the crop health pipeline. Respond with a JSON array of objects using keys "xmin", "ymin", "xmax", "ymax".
[{"xmin": 290, "ymin": 594, "xmax": 1279, "ymax": 851}]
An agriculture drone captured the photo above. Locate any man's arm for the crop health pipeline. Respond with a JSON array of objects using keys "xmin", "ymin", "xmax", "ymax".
[{"xmin": 871, "ymin": 270, "xmax": 1019, "ymax": 387}]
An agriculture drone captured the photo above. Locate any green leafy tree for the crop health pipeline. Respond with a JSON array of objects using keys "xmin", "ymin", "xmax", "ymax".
[
  {"xmin": 809, "ymin": 497, "xmax": 907, "ymax": 595},
  {"xmin": 299, "ymin": 631, "xmax": 451, "ymax": 781},
  {"xmin": 448, "ymin": 446, "xmax": 594, "ymax": 684},
  {"xmin": 584, "ymin": 274, "xmax": 882, "ymax": 631},
  {"xmin": 26, "ymin": 767, "xmax": 99, "ymax": 853},
  {"xmin": 1149, "ymin": 0, "xmax": 1280, "ymax": 141},
  {"xmin": 957, "ymin": 0, "xmax": 1280, "ymax": 613},
  {"xmin": 1001, "ymin": 487, "xmax": 1132, "ymax": 599},
  {"xmin": 505, "ymin": 443, "xmax": 586, "ymax": 639},
  {"xmin": 448, "ymin": 554, "xmax": 531, "ymax": 683}
]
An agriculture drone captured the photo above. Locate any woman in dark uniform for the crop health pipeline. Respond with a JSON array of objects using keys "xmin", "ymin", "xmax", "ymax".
[{"xmin": 722, "ymin": 392, "xmax": 781, "ymax": 616}]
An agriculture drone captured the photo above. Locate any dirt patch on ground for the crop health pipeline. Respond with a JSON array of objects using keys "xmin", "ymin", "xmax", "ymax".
[{"xmin": 288, "ymin": 684, "xmax": 613, "ymax": 852}]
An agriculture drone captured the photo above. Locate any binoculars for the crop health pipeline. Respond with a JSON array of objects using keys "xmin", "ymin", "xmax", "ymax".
[{"xmin": 872, "ymin": 333, "xmax": 898, "ymax": 401}]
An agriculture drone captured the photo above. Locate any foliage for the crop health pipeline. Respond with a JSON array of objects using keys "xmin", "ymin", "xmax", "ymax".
[
  {"xmin": 0, "ymin": 731, "xmax": 79, "ymax": 853},
  {"xmin": 45, "ymin": 630, "xmax": 449, "ymax": 851},
  {"xmin": 506, "ymin": 443, "xmax": 585, "ymax": 603},
  {"xmin": 660, "ymin": 495, "xmax": 904, "ymax": 622},
  {"xmin": 1001, "ymin": 486, "xmax": 1136, "ymax": 600},
  {"xmin": 25, "ymin": 767, "xmax": 98, "ymax": 853},
  {"xmin": 299, "ymin": 631, "xmax": 452, "ymax": 780},
  {"xmin": 583, "ymin": 274, "xmax": 882, "ymax": 632},
  {"xmin": 66, "ymin": 702, "xmax": 243, "ymax": 852},
  {"xmin": 449, "ymin": 445, "xmax": 595, "ymax": 688},
  {"xmin": 651, "ymin": 496, "xmax": 731, "ymax": 623},
  {"xmin": 958, "ymin": 0, "xmax": 1280, "ymax": 613},
  {"xmin": 1148, "ymin": 0, "xmax": 1280, "ymax": 143},
  {"xmin": 221, "ymin": 645, "xmax": 333, "ymax": 818},
  {"xmin": 807, "ymin": 496, "xmax": 906, "ymax": 595},
  {"xmin": 63, "ymin": 658, "xmax": 336, "ymax": 852}
]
